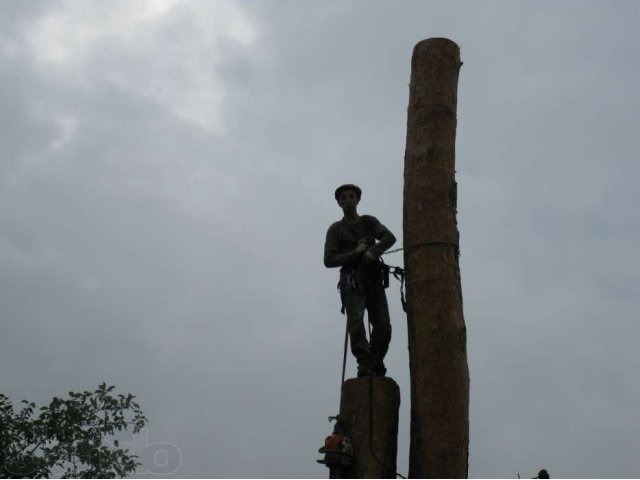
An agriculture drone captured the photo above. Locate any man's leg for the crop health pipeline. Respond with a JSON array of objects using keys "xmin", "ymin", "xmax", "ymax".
[
  {"xmin": 342, "ymin": 288, "xmax": 374, "ymax": 376},
  {"xmin": 366, "ymin": 284, "xmax": 392, "ymax": 376}
]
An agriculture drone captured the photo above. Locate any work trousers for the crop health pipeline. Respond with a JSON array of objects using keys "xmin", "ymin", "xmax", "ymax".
[{"xmin": 340, "ymin": 268, "xmax": 392, "ymax": 368}]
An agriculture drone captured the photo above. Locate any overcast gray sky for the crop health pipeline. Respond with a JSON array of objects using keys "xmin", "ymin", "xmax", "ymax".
[{"xmin": 1, "ymin": 0, "xmax": 639, "ymax": 477}]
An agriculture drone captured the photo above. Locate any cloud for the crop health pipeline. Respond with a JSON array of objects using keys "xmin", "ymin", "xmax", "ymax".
[{"xmin": 23, "ymin": 0, "xmax": 259, "ymax": 134}]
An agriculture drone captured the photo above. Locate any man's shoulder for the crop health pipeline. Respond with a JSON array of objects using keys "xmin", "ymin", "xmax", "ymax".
[
  {"xmin": 326, "ymin": 216, "xmax": 381, "ymax": 233},
  {"xmin": 360, "ymin": 214, "xmax": 381, "ymax": 226},
  {"xmin": 326, "ymin": 220, "xmax": 344, "ymax": 233}
]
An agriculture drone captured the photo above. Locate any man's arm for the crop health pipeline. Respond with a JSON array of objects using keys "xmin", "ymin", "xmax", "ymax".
[
  {"xmin": 324, "ymin": 225, "xmax": 367, "ymax": 268},
  {"xmin": 367, "ymin": 217, "xmax": 396, "ymax": 258}
]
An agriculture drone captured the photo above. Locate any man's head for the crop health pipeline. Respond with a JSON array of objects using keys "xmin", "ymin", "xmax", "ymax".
[
  {"xmin": 334, "ymin": 184, "xmax": 362, "ymax": 201},
  {"xmin": 334, "ymin": 184, "xmax": 362, "ymax": 214}
]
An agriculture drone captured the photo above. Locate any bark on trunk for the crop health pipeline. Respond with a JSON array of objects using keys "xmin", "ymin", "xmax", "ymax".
[
  {"xmin": 403, "ymin": 38, "xmax": 469, "ymax": 478},
  {"xmin": 338, "ymin": 377, "xmax": 400, "ymax": 478}
]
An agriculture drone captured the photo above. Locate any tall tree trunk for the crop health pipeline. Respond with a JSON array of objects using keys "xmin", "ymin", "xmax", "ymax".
[{"xmin": 403, "ymin": 38, "xmax": 469, "ymax": 478}]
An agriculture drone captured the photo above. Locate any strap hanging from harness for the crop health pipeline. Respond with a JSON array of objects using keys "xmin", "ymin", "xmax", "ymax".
[
  {"xmin": 380, "ymin": 239, "xmax": 460, "ymax": 314},
  {"xmin": 379, "ymin": 258, "xmax": 407, "ymax": 313}
]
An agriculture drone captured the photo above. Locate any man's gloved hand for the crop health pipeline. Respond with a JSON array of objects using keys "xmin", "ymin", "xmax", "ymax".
[{"xmin": 362, "ymin": 250, "xmax": 377, "ymax": 264}]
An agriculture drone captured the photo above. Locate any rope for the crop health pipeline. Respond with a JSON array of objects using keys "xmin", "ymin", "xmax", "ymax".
[
  {"xmin": 382, "ymin": 241, "xmax": 459, "ymax": 312},
  {"xmin": 383, "ymin": 241, "xmax": 460, "ymax": 256},
  {"xmin": 339, "ymin": 318, "xmax": 349, "ymax": 412}
]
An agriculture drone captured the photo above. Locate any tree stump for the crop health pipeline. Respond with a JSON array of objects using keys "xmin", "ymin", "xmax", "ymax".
[{"xmin": 338, "ymin": 377, "xmax": 400, "ymax": 479}]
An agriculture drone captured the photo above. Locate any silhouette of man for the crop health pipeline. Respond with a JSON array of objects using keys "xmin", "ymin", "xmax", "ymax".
[{"xmin": 324, "ymin": 184, "xmax": 396, "ymax": 377}]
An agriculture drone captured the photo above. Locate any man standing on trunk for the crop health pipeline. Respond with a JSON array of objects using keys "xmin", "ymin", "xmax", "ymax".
[{"xmin": 324, "ymin": 184, "xmax": 396, "ymax": 377}]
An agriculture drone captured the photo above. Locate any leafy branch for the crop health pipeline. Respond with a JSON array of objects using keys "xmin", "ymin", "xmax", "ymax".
[{"xmin": 0, "ymin": 384, "xmax": 147, "ymax": 478}]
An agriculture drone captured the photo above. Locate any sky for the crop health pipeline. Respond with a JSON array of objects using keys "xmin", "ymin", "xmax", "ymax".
[{"xmin": 1, "ymin": 0, "xmax": 639, "ymax": 478}]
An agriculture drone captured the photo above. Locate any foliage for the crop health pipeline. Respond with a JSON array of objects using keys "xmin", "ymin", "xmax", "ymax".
[{"xmin": 0, "ymin": 383, "xmax": 147, "ymax": 478}]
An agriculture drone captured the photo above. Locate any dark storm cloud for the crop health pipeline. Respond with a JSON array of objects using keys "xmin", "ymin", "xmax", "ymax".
[{"xmin": 1, "ymin": 0, "xmax": 639, "ymax": 478}]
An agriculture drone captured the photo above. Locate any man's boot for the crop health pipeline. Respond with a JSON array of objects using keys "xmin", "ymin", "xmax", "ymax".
[
  {"xmin": 357, "ymin": 356, "xmax": 374, "ymax": 377},
  {"xmin": 375, "ymin": 361, "xmax": 387, "ymax": 377}
]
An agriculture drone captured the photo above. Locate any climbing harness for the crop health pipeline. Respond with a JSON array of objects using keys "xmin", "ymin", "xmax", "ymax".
[{"xmin": 337, "ymin": 260, "xmax": 406, "ymax": 314}]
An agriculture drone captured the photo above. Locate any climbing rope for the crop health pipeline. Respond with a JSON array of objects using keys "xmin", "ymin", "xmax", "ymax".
[
  {"xmin": 382, "ymin": 241, "xmax": 460, "ymax": 312},
  {"xmin": 339, "ymin": 319, "xmax": 349, "ymax": 412},
  {"xmin": 383, "ymin": 240, "xmax": 460, "ymax": 257}
]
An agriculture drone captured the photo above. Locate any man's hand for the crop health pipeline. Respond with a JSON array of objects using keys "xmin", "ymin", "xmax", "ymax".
[
  {"xmin": 355, "ymin": 240, "xmax": 369, "ymax": 254},
  {"xmin": 362, "ymin": 251, "xmax": 377, "ymax": 264}
]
